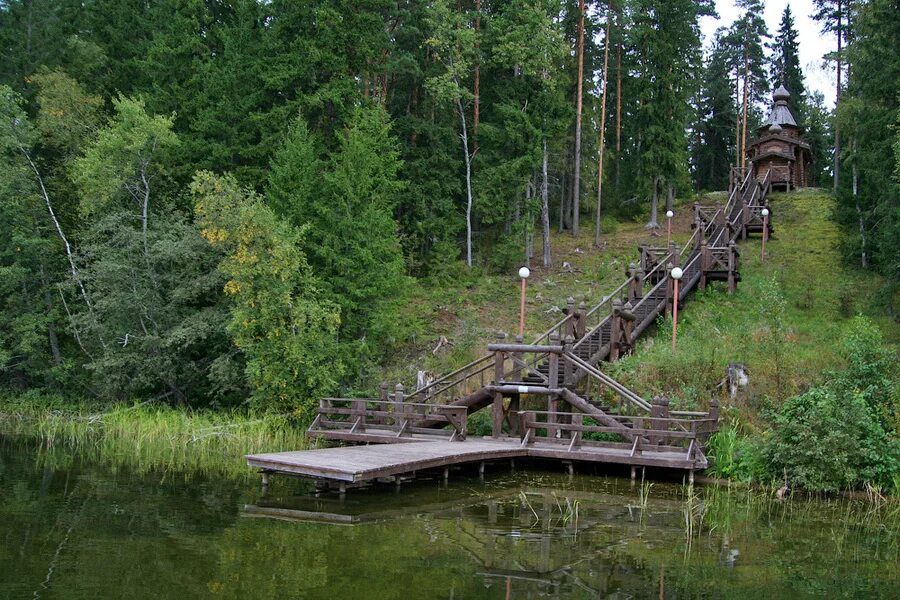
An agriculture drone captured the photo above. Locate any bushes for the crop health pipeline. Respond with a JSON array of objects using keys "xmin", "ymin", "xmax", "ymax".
[{"xmin": 758, "ymin": 317, "xmax": 899, "ymax": 492}]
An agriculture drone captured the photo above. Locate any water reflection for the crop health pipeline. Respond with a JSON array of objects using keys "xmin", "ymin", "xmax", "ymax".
[{"xmin": 1, "ymin": 437, "xmax": 897, "ymax": 599}]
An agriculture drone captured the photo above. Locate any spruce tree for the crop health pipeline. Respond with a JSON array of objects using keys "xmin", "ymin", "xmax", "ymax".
[{"xmin": 770, "ymin": 5, "xmax": 807, "ymax": 126}]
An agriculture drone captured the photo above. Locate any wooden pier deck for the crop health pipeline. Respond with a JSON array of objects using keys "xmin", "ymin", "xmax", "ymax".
[{"xmin": 247, "ymin": 435, "xmax": 707, "ymax": 485}]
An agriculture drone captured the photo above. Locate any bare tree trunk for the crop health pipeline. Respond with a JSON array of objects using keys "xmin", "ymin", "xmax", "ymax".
[
  {"xmin": 594, "ymin": 2, "xmax": 611, "ymax": 248},
  {"xmin": 572, "ymin": 0, "xmax": 586, "ymax": 236},
  {"xmin": 456, "ymin": 95, "xmax": 474, "ymax": 267},
  {"xmin": 542, "ymin": 138, "xmax": 552, "ymax": 267},
  {"xmin": 558, "ymin": 162, "xmax": 567, "ymax": 233},
  {"xmin": 20, "ymin": 146, "xmax": 92, "ymax": 309},
  {"xmin": 740, "ymin": 52, "xmax": 749, "ymax": 170},
  {"xmin": 40, "ymin": 265, "xmax": 62, "ymax": 365},
  {"xmin": 853, "ymin": 162, "xmax": 866, "ymax": 268},
  {"xmin": 833, "ymin": 1, "xmax": 842, "ymax": 192},
  {"xmin": 474, "ymin": 0, "xmax": 481, "ymax": 145},
  {"xmin": 666, "ymin": 182, "xmax": 674, "ymax": 212},
  {"xmin": 615, "ymin": 30, "xmax": 622, "ymax": 191},
  {"xmin": 735, "ymin": 69, "xmax": 741, "ymax": 168},
  {"xmin": 646, "ymin": 176, "xmax": 660, "ymax": 230}
]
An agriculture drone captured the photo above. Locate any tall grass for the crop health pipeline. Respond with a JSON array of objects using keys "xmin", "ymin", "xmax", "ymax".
[{"xmin": 1, "ymin": 395, "xmax": 310, "ymax": 479}]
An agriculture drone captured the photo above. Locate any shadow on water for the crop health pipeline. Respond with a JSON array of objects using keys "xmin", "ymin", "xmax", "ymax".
[{"xmin": 1, "ymin": 436, "xmax": 898, "ymax": 599}]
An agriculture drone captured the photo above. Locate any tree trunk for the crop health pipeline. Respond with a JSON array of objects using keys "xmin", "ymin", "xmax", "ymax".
[
  {"xmin": 558, "ymin": 160, "xmax": 567, "ymax": 233},
  {"xmin": 572, "ymin": 0, "xmax": 586, "ymax": 236},
  {"xmin": 594, "ymin": 3, "xmax": 611, "ymax": 248},
  {"xmin": 456, "ymin": 95, "xmax": 474, "ymax": 267},
  {"xmin": 666, "ymin": 182, "xmax": 673, "ymax": 212},
  {"xmin": 615, "ymin": 29, "xmax": 622, "ymax": 191},
  {"xmin": 542, "ymin": 138, "xmax": 552, "ymax": 267},
  {"xmin": 740, "ymin": 51, "xmax": 749, "ymax": 170},
  {"xmin": 853, "ymin": 162, "xmax": 866, "ymax": 268},
  {"xmin": 474, "ymin": 0, "xmax": 481, "ymax": 145},
  {"xmin": 646, "ymin": 176, "xmax": 660, "ymax": 230},
  {"xmin": 833, "ymin": 1, "xmax": 842, "ymax": 192}
]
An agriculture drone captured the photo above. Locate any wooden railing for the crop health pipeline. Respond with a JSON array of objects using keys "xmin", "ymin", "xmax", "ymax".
[{"xmin": 311, "ymin": 398, "xmax": 469, "ymax": 441}]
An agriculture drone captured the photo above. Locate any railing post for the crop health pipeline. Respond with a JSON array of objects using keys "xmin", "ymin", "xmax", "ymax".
[
  {"xmin": 699, "ymin": 240, "xmax": 709, "ymax": 291},
  {"xmin": 715, "ymin": 201, "xmax": 725, "ymax": 228},
  {"xmin": 548, "ymin": 333, "xmax": 560, "ymax": 389},
  {"xmin": 709, "ymin": 398, "xmax": 720, "ymax": 434},
  {"xmin": 664, "ymin": 261, "xmax": 674, "ymax": 317},
  {"xmin": 564, "ymin": 297, "xmax": 576, "ymax": 339},
  {"xmin": 571, "ymin": 413, "xmax": 583, "ymax": 450},
  {"xmin": 575, "ymin": 301, "xmax": 586, "ymax": 339},
  {"xmin": 610, "ymin": 299, "xmax": 623, "ymax": 362},
  {"xmin": 668, "ymin": 242, "xmax": 680, "ymax": 268},
  {"xmin": 394, "ymin": 383, "xmax": 406, "ymax": 434},
  {"xmin": 492, "ymin": 331, "xmax": 507, "ymax": 438},
  {"xmin": 547, "ymin": 333, "xmax": 560, "ymax": 438},
  {"xmin": 649, "ymin": 396, "xmax": 669, "ymax": 446},
  {"xmin": 352, "ymin": 396, "xmax": 367, "ymax": 433},
  {"xmin": 728, "ymin": 241, "xmax": 738, "ymax": 294},
  {"xmin": 623, "ymin": 301, "xmax": 635, "ymax": 351},
  {"xmin": 628, "ymin": 262, "xmax": 644, "ymax": 303},
  {"xmin": 562, "ymin": 334, "xmax": 575, "ymax": 386}
]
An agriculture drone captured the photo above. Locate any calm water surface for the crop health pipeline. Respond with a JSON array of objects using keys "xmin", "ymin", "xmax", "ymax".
[{"xmin": 1, "ymin": 437, "xmax": 897, "ymax": 599}]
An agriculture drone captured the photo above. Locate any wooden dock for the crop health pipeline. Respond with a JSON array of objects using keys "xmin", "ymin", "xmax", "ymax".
[{"xmin": 250, "ymin": 166, "xmax": 772, "ymax": 490}]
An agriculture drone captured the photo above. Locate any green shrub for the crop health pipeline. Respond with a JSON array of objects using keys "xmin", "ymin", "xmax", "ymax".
[{"xmin": 761, "ymin": 386, "xmax": 898, "ymax": 491}]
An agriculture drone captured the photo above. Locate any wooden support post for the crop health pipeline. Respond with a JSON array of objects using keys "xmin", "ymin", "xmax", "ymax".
[
  {"xmin": 570, "ymin": 413, "xmax": 583, "ymax": 451},
  {"xmin": 649, "ymin": 396, "xmax": 669, "ymax": 446},
  {"xmin": 507, "ymin": 394, "xmax": 520, "ymax": 436},
  {"xmin": 547, "ymin": 333, "xmax": 560, "ymax": 389},
  {"xmin": 627, "ymin": 263, "xmax": 641, "ymax": 303},
  {"xmin": 668, "ymin": 241, "xmax": 680, "ymax": 268},
  {"xmin": 699, "ymin": 240, "xmax": 709, "ymax": 290},
  {"xmin": 728, "ymin": 241, "xmax": 738, "ymax": 294},
  {"xmin": 443, "ymin": 467, "xmax": 449, "ymax": 484},
  {"xmin": 664, "ymin": 262, "xmax": 675, "ymax": 317},
  {"xmin": 693, "ymin": 202, "xmax": 702, "ymax": 236},
  {"xmin": 575, "ymin": 301, "xmax": 587, "ymax": 339},
  {"xmin": 394, "ymin": 383, "xmax": 407, "ymax": 435},
  {"xmin": 492, "ymin": 332, "xmax": 507, "ymax": 437},
  {"xmin": 564, "ymin": 297, "xmax": 576, "ymax": 339},
  {"xmin": 709, "ymin": 397, "xmax": 719, "ymax": 425},
  {"xmin": 631, "ymin": 466, "xmax": 637, "ymax": 481},
  {"xmin": 623, "ymin": 301, "xmax": 635, "ymax": 353},
  {"xmin": 261, "ymin": 471, "xmax": 270, "ymax": 490},
  {"xmin": 609, "ymin": 299, "xmax": 623, "ymax": 362},
  {"xmin": 562, "ymin": 335, "xmax": 575, "ymax": 386}
]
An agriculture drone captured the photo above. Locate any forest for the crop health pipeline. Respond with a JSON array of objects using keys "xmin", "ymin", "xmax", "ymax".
[{"xmin": 0, "ymin": 0, "xmax": 897, "ymax": 423}]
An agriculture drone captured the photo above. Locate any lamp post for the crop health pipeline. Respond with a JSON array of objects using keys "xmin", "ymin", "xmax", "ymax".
[
  {"xmin": 518, "ymin": 266, "xmax": 530, "ymax": 338},
  {"xmin": 670, "ymin": 266, "xmax": 683, "ymax": 353},
  {"xmin": 761, "ymin": 207, "xmax": 769, "ymax": 263},
  {"xmin": 665, "ymin": 209, "xmax": 674, "ymax": 247}
]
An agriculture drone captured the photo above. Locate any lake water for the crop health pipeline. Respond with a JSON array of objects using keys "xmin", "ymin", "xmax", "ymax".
[{"xmin": 1, "ymin": 437, "xmax": 897, "ymax": 599}]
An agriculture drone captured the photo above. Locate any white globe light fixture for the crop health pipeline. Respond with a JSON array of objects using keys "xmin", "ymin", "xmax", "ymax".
[
  {"xmin": 761, "ymin": 208, "xmax": 769, "ymax": 217},
  {"xmin": 670, "ymin": 266, "xmax": 684, "ymax": 353},
  {"xmin": 517, "ymin": 267, "xmax": 530, "ymax": 337},
  {"xmin": 665, "ymin": 210, "xmax": 674, "ymax": 245}
]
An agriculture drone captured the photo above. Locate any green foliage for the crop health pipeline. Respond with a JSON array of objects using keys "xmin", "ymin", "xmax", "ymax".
[
  {"xmin": 762, "ymin": 386, "xmax": 898, "ymax": 492},
  {"xmin": 73, "ymin": 211, "xmax": 237, "ymax": 403},
  {"xmin": 192, "ymin": 171, "xmax": 340, "ymax": 414},
  {"xmin": 74, "ymin": 95, "xmax": 179, "ymax": 217},
  {"xmin": 759, "ymin": 316, "xmax": 899, "ymax": 491},
  {"xmin": 267, "ymin": 107, "xmax": 415, "ymax": 378}
]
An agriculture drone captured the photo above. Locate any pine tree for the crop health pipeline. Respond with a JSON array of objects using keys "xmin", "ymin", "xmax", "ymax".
[
  {"xmin": 731, "ymin": 0, "xmax": 769, "ymax": 170},
  {"xmin": 695, "ymin": 28, "xmax": 740, "ymax": 191},
  {"xmin": 811, "ymin": 0, "xmax": 848, "ymax": 192}
]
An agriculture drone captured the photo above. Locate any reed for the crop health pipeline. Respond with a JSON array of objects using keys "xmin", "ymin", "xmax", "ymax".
[{"xmin": 1, "ymin": 396, "xmax": 311, "ymax": 479}]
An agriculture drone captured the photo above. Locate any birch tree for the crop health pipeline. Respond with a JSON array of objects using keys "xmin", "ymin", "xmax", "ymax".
[{"xmin": 425, "ymin": 0, "xmax": 477, "ymax": 267}]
